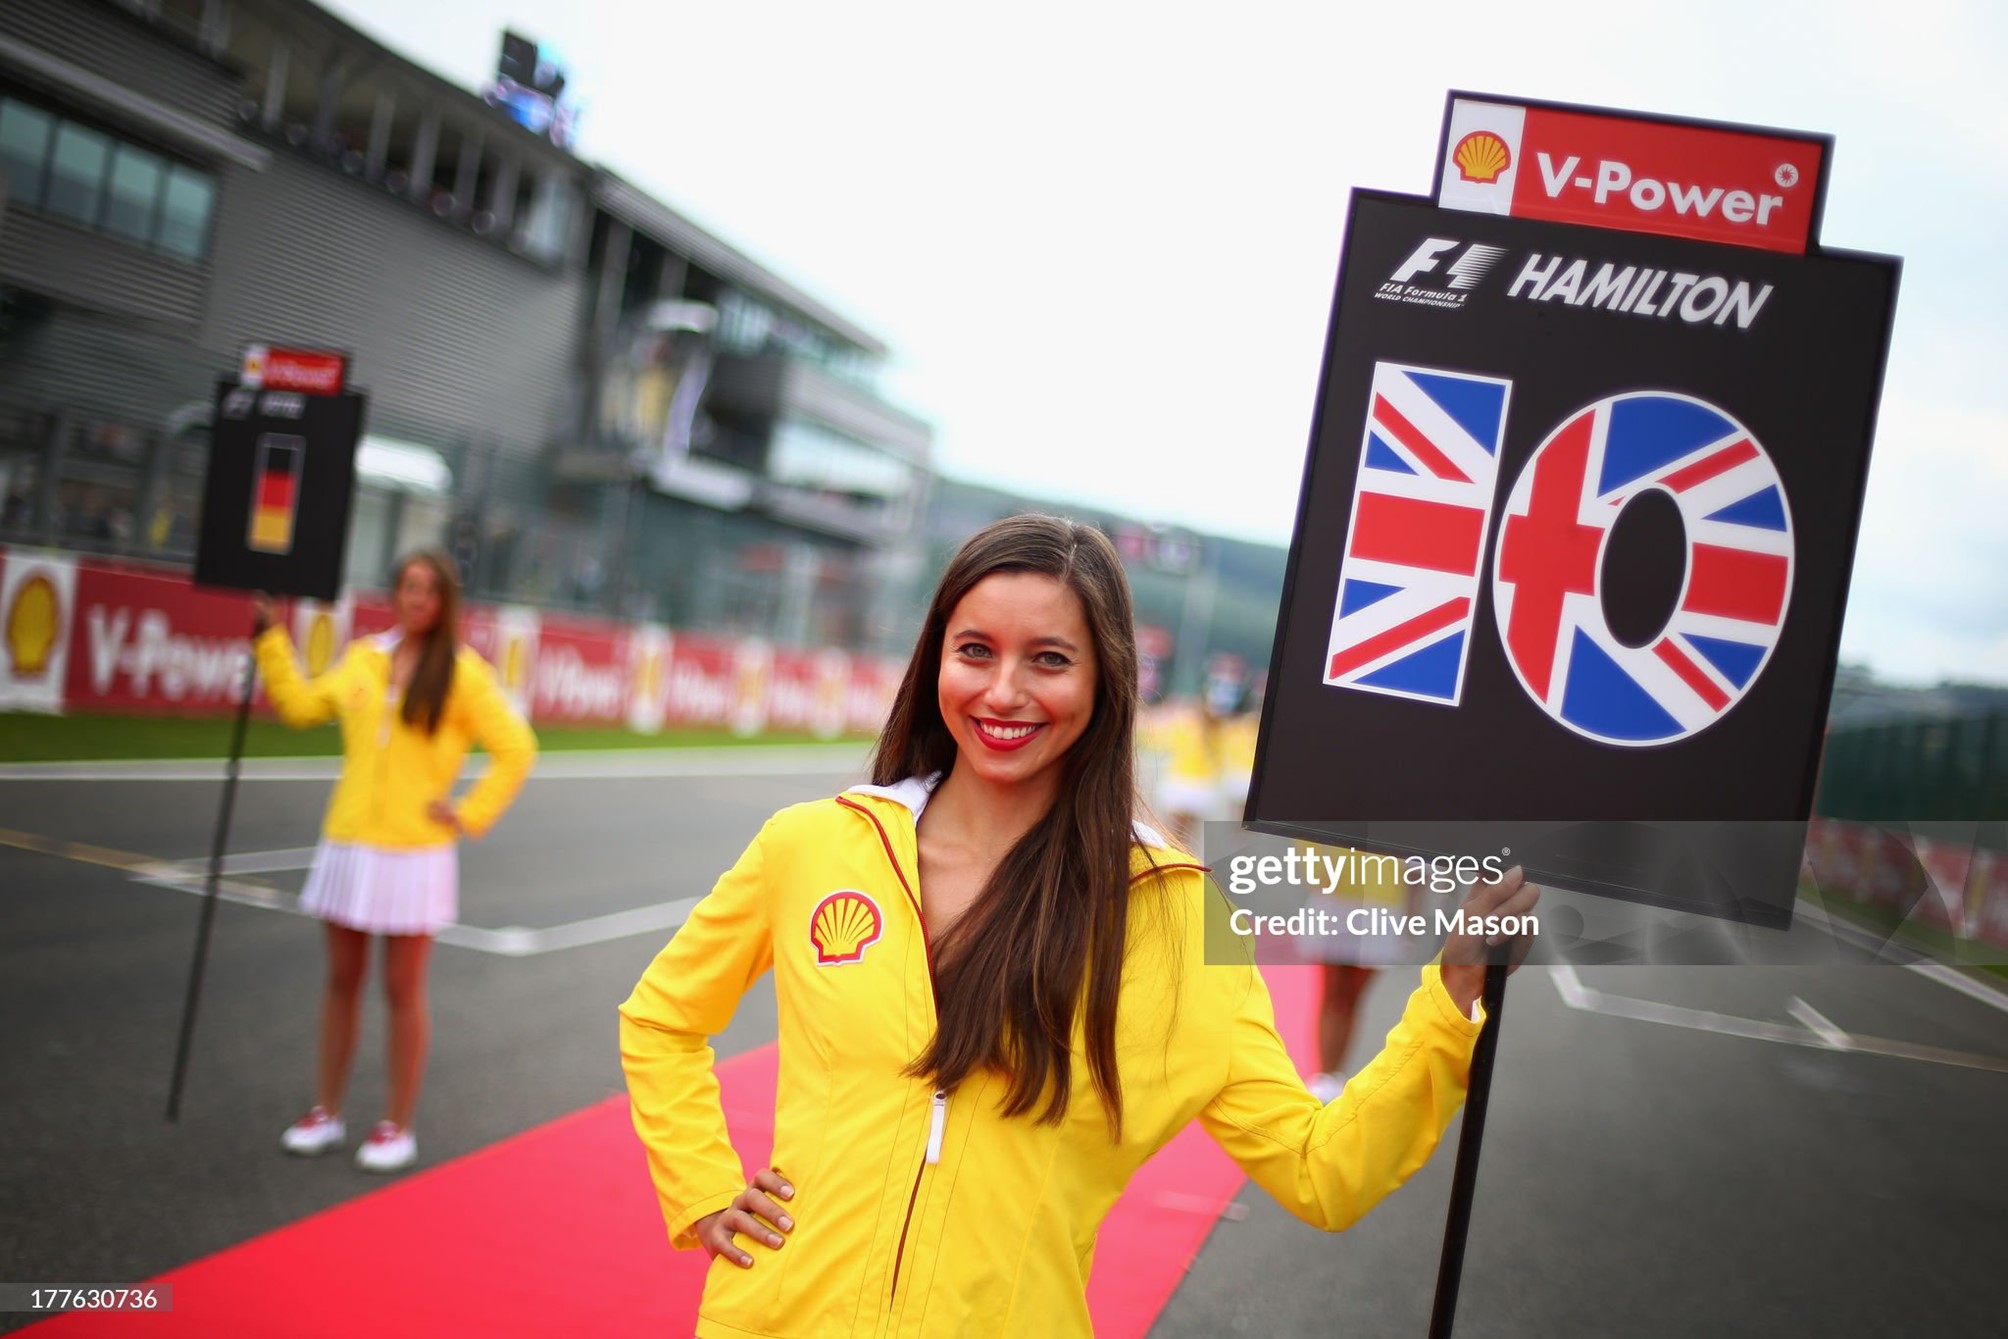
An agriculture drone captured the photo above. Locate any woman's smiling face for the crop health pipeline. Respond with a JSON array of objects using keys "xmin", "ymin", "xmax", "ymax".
[
  {"xmin": 937, "ymin": 571, "xmax": 1098, "ymax": 798},
  {"xmin": 395, "ymin": 560, "xmax": 443, "ymax": 636}
]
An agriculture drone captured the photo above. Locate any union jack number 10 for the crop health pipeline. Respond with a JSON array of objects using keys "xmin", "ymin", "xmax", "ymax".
[{"xmin": 1324, "ymin": 361, "xmax": 1794, "ymax": 747}]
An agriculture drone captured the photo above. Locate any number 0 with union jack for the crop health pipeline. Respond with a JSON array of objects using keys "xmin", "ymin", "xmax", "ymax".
[{"xmin": 1326, "ymin": 364, "xmax": 1795, "ymax": 748}]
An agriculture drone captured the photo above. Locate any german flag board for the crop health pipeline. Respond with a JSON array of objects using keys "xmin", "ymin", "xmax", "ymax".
[
  {"xmin": 247, "ymin": 434, "xmax": 304, "ymax": 554},
  {"xmin": 195, "ymin": 380, "xmax": 364, "ymax": 601}
]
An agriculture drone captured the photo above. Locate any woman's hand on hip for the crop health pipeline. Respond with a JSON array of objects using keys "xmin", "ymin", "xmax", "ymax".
[
  {"xmin": 1439, "ymin": 865, "xmax": 1541, "ymax": 1017},
  {"xmin": 696, "ymin": 1168, "xmax": 795, "ymax": 1268},
  {"xmin": 426, "ymin": 800, "xmax": 464, "ymax": 833}
]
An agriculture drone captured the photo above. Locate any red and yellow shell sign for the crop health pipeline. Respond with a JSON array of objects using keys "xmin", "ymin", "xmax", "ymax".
[
  {"xmin": 635, "ymin": 645, "xmax": 664, "ymax": 705},
  {"xmin": 624, "ymin": 625, "xmax": 674, "ymax": 734},
  {"xmin": 1452, "ymin": 130, "xmax": 1512, "ymax": 184},
  {"xmin": 809, "ymin": 890, "xmax": 883, "ymax": 966},
  {"xmin": 6, "ymin": 573, "xmax": 59, "ymax": 676},
  {"xmin": 812, "ymin": 649, "xmax": 850, "ymax": 740},
  {"xmin": 0, "ymin": 550, "xmax": 76, "ymax": 711},
  {"xmin": 731, "ymin": 639, "xmax": 770, "ymax": 736}
]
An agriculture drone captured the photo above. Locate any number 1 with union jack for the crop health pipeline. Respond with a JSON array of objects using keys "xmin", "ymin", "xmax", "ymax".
[{"xmin": 1324, "ymin": 362, "xmax": 1512, "ymax": 706}]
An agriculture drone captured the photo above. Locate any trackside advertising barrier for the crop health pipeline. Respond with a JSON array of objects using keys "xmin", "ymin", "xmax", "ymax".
[
  {"xmin": 0, "ymin": 545, "xmax": 898, "ymax": 739},
  {"xmin": 1803, "ymin": 817, "xmax": 2008, "ymax": 952}
]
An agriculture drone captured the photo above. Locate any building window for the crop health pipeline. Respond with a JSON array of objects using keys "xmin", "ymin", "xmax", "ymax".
[
  {"xmin": 103, "ymin": 143, "xmax": 166, "ymax": 244},
  {"xmin": 514, "ymin": 170, "xmax": 574, "ymax": 264},
  {"xmin": 0, "ymin": 98, "xmax": 54, "ymax": 207},
  {"xmin": 770, "ymin": 418, "xmax": 915, "ymax": 507},
  {"xmin": 46, "ymin": 121, "xmax": 111, "ymax": 225},
  {"xmin": 156, "ymin": 165, "xmax": 216, "ymax": 261},
  {"xmin": 715, "ymin": 287, "xmax": 881, "ymax": 388},
  {"xmin": 716, "ymin": 290, "xmax": 777, "ymax": 355},
  {"xmin": 0, "ymin": 94, "xmax": 216, "ymax": 262}
]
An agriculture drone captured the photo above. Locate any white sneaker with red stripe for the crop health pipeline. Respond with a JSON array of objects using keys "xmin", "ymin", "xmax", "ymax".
[
  {"xmin": 354, "ymin": 1121, "xmax": 417, "ymax": 1173},
  {"xmin": 280, "ymin": 1106, "xmax": 346, "ymax": 1156}
]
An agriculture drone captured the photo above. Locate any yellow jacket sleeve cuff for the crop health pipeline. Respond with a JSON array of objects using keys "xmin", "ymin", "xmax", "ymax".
[
  {"xmin": 667, "ymin": 1189, "xmax": 744, "ymax": 1252},
  {"xmin": 253, "ymin": 624, "xmax": 294, "ymax": 672},
  {"xmin": 1421, "ymin": 959, "xmax": 1488, "ymax": 1035},
  {"xmin": 254, "ymin": 625, "xmax": 338, "ymax": 727}
]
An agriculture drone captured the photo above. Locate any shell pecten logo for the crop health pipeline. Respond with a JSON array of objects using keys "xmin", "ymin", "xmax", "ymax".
[
  {"xmin": 1453, "ymin": 130, "xmax": 1512, "ymax": 184},
  {"xmin": 635, "ymin": 647, "xmax": 663, "ymax": 701},
  {"xmin": 809, "ymin": 890, "xmax": 884, "ymax": 966},
  {"xmin": 503, "ymin": 637, "xmax": 526, "ymax": 691},
  {"xmin": 6, "ymin": 573, "xmax": 60, "ymax": 676}
]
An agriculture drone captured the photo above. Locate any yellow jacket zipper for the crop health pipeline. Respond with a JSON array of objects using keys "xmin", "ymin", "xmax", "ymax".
[
  {"xmin": 836, "ymin": 795, "xmax": 946, "ymax": 1320},
  {"xmin": 888, "ymin": 1087, "xmax": 949, "ymax": 1313}
]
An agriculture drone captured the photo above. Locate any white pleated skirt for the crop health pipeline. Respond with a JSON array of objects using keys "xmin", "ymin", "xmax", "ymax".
[{"xmin": 300, "ymin": 839, "xmax": 458, "ymax": 936}]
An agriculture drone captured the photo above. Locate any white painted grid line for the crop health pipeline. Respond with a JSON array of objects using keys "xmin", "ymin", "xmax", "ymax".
[
  {"xmin": 1798, "ymin": 894, "xmax": 2008, "ymax": 1016},
  {"xmin": 124, "ymin": 863, "xmax": 702, "ymax": 958},
  {"xmin": 1549, "ymin": 964, "xmax": 1594, "ymax": 1008},
  {"xmin": 1549, "ymin": 966, "xmax": 2008, "ymax": 1073},
  {"xmin": 150, "ymin": 847, "xmax": 319, "ymax": 876},
  {"xmin": 1903, "ymin": 962, "xmax": 2008, "ymax": 1017},
  {"xmin": 1785, "ymin": 996, "xmax": 1853, "ymax": 1050}
]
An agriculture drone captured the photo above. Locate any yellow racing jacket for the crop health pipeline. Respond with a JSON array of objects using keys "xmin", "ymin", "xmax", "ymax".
[
  {"xmin": 620, "ymin": 776, "xmax": 1484, "ymax": 1338},
  {"xmin": 254, "ymin": 626, "xmax": 536, "ymax": 848}
]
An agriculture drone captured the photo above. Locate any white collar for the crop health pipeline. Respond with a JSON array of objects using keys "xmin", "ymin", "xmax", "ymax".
[
  {"xmin": 844, "ymin": 772, "xmax": 943, "ymax": 819},
  {"xmin": 370, "ymin": 630, "xmax": 403, "ymax": 652},
  {"xmin": 843, "ymin": 773, "xmax": 1172, "ymax": 850}
]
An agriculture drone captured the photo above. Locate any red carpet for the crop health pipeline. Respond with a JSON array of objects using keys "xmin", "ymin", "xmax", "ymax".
[{"xmin": 41, "ymin": 967, "xmax": 1319, "ymax": 1337}]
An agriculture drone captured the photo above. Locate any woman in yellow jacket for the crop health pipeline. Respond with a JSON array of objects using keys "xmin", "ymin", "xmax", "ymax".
[
  {"xmin": 254, "ymin": 551, "xmax": 536, "ymax": 1173},
  {"xmin": 620, "ymin": 516, "xmax": 1537, "ymax": 1337}
]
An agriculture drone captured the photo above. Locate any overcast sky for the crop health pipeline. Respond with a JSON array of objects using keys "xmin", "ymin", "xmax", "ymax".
[{"xmin": 324, "ymin": 0, "xmax": 2007, "ymax": 686}]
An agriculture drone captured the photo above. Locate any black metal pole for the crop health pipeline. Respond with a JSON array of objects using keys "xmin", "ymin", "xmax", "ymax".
[
  {"xmin": 1426, "ymin": 960, "xmax": 1511, "ymax": 1338},
  {"xmin": 166, "ymin": 616, "xmax": 259, "ymax": 1122}
]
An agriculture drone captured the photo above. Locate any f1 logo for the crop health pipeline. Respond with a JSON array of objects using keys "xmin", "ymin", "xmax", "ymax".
[
  {"xmin": 1388, "ymin": 238, "xmax": 1513, "ymax": 293},
  {"xmin": 1391, "ymin": 238, "xmax": 1461, "ymax": 284}
]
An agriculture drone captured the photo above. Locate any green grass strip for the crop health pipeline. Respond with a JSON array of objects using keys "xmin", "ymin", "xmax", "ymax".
[
  {"xmin": 0, "ymin": 712, "xmax": 858, "ymax": 762},
  {"xmin": 1804, "ymin": 877, "xmax": 2008, "ymax": 985}
]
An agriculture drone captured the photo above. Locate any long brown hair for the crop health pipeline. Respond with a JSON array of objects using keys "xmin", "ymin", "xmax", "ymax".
[
  {"xmin": 872, "ymin": 514, "xmax": 1145, "ymax": 1135},
  {"xmin": 395, "ymin": 549, "xmax": 460, "ymax": 735}
]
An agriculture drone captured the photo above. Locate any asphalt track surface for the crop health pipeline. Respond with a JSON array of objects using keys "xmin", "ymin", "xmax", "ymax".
[{"xmin": 3, "ymin": 755, "xmax": 2005, "ymax": 1337}]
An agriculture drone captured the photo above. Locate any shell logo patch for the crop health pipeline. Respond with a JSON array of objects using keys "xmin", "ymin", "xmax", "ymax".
[
  {"xmin": 1453, "ymin": 130, "xmax": 1511, "ymax": 184},
  {"xmin": 809, "ymin": 890, "xmax": 883, "ymax": 966}
]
